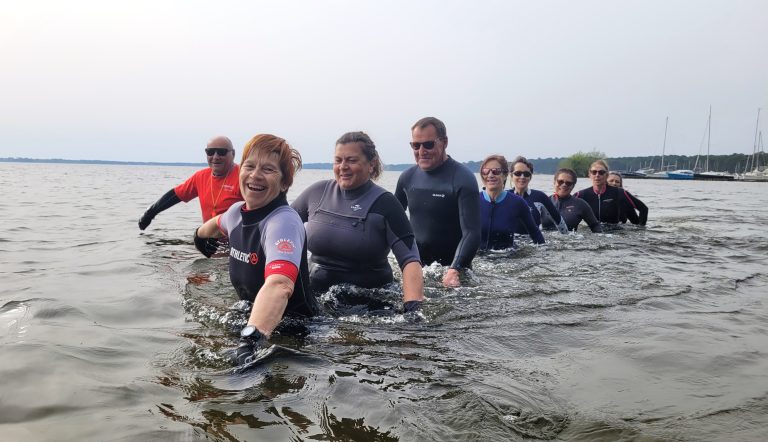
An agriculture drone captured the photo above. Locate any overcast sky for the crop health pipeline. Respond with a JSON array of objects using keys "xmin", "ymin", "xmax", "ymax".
[{"xmin": 2, "ymin": 0, "xmax": 766, "ymax": 164}]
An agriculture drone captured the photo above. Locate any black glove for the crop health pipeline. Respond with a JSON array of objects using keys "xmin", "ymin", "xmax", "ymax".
[
  {"xmin": 194, "ymin": 229, "xmax": 219, "ymax": 258},
  {"xmin": 138, "ymin": 189, "xmax": 182, "ymax": 230},
  {"xmin": 138, "ymin": 209, "xmax": 157, "ymax": 230},
  {"xmin": 233, "ymin": 331, "xmax": 268, "ymax": 366},
  {"xmin": 403, "ymin": 300, "xmax": 423, "ymax": 313}
]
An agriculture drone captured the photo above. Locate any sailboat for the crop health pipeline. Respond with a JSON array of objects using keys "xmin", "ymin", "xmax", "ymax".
[
  {"xmin": 739, "ymin": 109, "xmax": 767, "ymax": 181},
  {"xmin": 694, "ymin": 106, "xmax": 735, "ymax": 181},
  {"xmin": 647, "ymin": 117, "xmax": 671, "ymax": 178}
]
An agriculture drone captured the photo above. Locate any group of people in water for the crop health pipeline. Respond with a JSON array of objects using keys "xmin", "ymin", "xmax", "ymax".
[{"xmin": 138, "ymin": 117, "xmax": 648, "ymax": 365}]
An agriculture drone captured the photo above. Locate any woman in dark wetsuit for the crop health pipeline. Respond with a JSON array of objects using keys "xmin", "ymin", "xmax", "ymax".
[
  {"xmin": 194, "ymin": 134, "xmax": 320, "ymax": 365},
  {"xmin": 607, "ymin": 172, "xmax": 649, "ymax": 225},
  {"xmin": 575, "ymin": 160, "xmax": 643, "ymax": 227},
  {"xmin": 541, "ymin": 168, "xmax": 602, "ymax": 233},
  {"xmin": 291, "ymin": 131, "xmax": 425, "ymax": 312},
  {"xmin": 509, "ymin": 156, "xmax": 569, "ymax": 235},
  {"xmin": 478, "ymin": 154, "xmax": 544, "ymax": 250}
]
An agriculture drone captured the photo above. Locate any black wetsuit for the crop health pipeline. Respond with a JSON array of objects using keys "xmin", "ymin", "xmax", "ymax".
[
  {"xmin": 218, "ymin": 194, "xmax": 319, "ymax": 317},
  {"xmin": 542, "ymin": 195, "xmax": 603, "ymax": 232},
  {"xmin": 395, "ymin": 157, "xmax": 481, "ymax": 269},
  {"xmin": 479, "ymin": 190, "xmax": 544, "ymax": 250},
  {"xmin": 618, "ymin": 190, "xmax": 648, "ymax": 225},
  {"xmin": 512, "ymin": 188, "xmax": 568, "ymax": 234},
  {"xmin": 292, "ymin": 180, "xmax": 421, "ymax": 293},
  {"xmin": 575, "ymin": 185, "xmax": 641, "ymax": 226}
]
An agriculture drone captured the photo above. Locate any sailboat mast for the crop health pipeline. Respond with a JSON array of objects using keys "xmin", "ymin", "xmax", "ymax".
[
  {"xmin": 752, "ymin": 108, "xmax": 761, "ymax": 172},
  {"xmin": 706, "ymin": 105, "xmax": 711, "ymax": 172},
  {"xmin": 661, "ymin": 116, "xmax": 668, "ymax": 170}
]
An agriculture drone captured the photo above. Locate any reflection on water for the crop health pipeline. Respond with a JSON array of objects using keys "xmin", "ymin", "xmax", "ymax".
[{"xmin": 1, "ymin": 164, "xmax": 768, "ymax": 441}]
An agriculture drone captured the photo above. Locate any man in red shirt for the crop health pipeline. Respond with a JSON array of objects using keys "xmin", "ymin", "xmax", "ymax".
[{"xmin": 138, "ymin": 136, "xmax": 243, "ymax": 230}]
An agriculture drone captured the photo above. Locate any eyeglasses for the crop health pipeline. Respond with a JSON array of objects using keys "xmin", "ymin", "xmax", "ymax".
[
  {"xmin": 410, "ymin": 140, "xmax": 438, "ymax": 150},
  {"xmin": 556, "ymin": 179, "xmax": 575, "ymax": 187},
  {"xmin": 481, "ymin": 167, "xmax": 508, "ymax": 176},
  {"xmin": 589, "ymin": 169, "xmax": 607, "ymax": 176},
  {"xmin": 512, "ymin": 171, "xmax": 532, "ymax": 178},
  {"xmin": 205, "ymin": 148, "xmax": 231, "ymax": 156}
]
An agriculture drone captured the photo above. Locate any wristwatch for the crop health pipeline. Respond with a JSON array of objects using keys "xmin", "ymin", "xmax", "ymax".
[{"xmin": 240, "ymin": 325, "xmax": 261, "ymax": 339}]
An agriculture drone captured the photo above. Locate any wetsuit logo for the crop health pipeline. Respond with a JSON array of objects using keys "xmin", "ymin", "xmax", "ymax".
[
  {"xmin": 432, "ymin": 193, "xmax": 445, "ymax": 198},
  {"xmin": 230, "ymin": 247, "xmax": 258, "ymax": 265},
  {"xmin": 351, "ymin": 204, "xmax": 362, "ymax": 211},
  {"xmin": 275, "ymin": 239, "xmax": 295, "ymax": 253}
]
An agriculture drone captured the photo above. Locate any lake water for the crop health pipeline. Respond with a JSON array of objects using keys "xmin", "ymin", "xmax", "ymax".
[{"xmin": 1, "ymin": 163, "xmax": 767, "ymax": 441}]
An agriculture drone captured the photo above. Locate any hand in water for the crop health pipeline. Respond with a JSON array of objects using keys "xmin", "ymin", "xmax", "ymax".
[
  {"xmin": 442, "ymin": 268, "xmax": 461, "ymax": 288},
  {"xmin": 233, "ymin": 334, "xmax": 268, "ymax": 366},
  {"xmin": 194, "ymin": 229, "xmax": 219, "ymax": 258},
  {"xmin": 138, "ymin": 210, "xmax": 156, "ymax": 230}
]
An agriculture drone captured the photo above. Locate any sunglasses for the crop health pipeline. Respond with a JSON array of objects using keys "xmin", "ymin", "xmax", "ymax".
[
  {"xmin": 556, "ymin": 179, "xmax": 575, "ymax": 187},
  {"xmin": 481, "ymin": 167, "xmax": 508, "ymax": 176},
  {"xmin": 205, "ymin": 148, "xmax": 231, "ymax": 156},
  {"xmin": 410, "ymin": 140, "xmax": 438, "ymax": 150},
  {"xmin": 512, "ymin": 171, "xmax": 532, "ymax": 178},
  {"xmin": 589, "ymin": 169, "xmax": 607, "ymax": 176}
]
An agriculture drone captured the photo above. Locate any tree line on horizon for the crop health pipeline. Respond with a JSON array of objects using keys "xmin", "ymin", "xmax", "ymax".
[{"xmin": 2, "ymin": 151, "xmax": 764, "ymax": 176}]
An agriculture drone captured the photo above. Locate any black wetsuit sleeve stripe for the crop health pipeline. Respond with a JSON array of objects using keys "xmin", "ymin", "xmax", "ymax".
[
  {"xmin": 622, "ymin": 191, "xmax": 641, "ymax": 224},
  {"xmin": 541, "ymin": 195, "xmax": 562, "ymax": 223},
  {"xmin": 580, "ymin": 199, "xmax": 602, "ymax": 232},
  {"xmin": 626, "ymin": 192, "xmax": 648, "ymax": 225}
]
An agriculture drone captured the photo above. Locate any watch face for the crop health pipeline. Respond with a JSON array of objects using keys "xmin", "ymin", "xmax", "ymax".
[{"xmin": 241, "ymin": 325, "xmax": 257, "ymax": 338}]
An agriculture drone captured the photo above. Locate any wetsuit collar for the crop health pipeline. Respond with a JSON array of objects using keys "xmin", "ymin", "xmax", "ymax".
[
  {"xmin": 512, "ymin": 187, "xmax": 531, "ymax": 197},
  {"xmin": 339, "ymin": 179, "xmax": 374, "ymax": 200},
  {"xmin": 482, "ymin": 189, "xmax": 508, "ymax": 203},
  {"xmin": 424, "ymin": 155, "xmax": 453, "ymax": 175},
  {"xmin": 592, "ymin": 184, "xmax": 607, "ymax": 195},
  {"xmin": 241, "ymin": 192, "xmax": 288, "ymax": 223}
]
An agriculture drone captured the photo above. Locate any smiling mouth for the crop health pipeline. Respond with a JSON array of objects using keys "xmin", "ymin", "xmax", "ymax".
[{"xmin": 247, "ymin": 183, "xmax": 266, "ymax": 191}]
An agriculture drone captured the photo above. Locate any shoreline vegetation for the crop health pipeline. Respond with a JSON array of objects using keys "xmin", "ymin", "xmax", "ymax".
[{"xmin": 1, "ymin": 152, "xmax": 763, "ymax": 174}]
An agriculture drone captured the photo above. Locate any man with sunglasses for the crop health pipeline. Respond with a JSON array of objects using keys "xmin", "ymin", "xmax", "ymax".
[
  {"xmin": 395, "ymin": 117, "xmax": 481, "ymax": 288},
  {"xmin": 138, "ymin": 136, "xmax": 242, "ymax": 230}
]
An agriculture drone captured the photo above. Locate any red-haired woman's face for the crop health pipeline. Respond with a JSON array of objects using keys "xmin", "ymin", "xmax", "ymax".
[{"xmin": 239, "ymin": 151, "xmax": 284, "ymax": 210}]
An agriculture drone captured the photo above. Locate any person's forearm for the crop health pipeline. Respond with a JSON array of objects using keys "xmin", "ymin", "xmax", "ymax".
[
  {"xmin": 247, "ymin": 275, "xmax": 293, "ymax": 337},
  {"xmin": 402, "ymin": 261, "xmax": 425, "ymax": 302},
  {"xmin": 196, "ymin": 216, "xmax": 223, "ymax": 238}
]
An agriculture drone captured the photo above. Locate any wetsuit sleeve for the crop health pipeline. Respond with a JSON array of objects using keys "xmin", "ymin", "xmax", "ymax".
[
  {"xmin": 290, "ymin": 182, "xmax": 319, "ymax": 223},
  {"xmin": 262, "ymin": 209, "xmax": 305, "ymax": 277},
  {"xmin": 146, "ymin": 189, "xmax": 182, "ymax": 216},
  {"xmin": 521, "ymin": 203, "xmax": 545, "ymax": 244},
  {"xmin": 394, "ymin": 172, "xmax": 409, "ymax": 210},
  {"xmin": 621, "ymin": 190, "xmax": 641, "ymax": 225},
  {"xmin": 625, "ymin": 191, "xmax": 648, "ymax": 225},
  {"xmin": 579, "ymin": 199, "xmax": 603, "ymax": 233},
  {"xmin": 451, "ymin": 171, "xmax": 481, "ymax": 269},
  {"xmin": 540, "ymin": 195, "xmax": 568, "ymax": 234},
  {"xmin": 372, "ymin": 194, "xmax": 421, "ymax": 269},
  {"xmin": 217, "ymin": 201, "xmax": 243, "ymax": 236}
]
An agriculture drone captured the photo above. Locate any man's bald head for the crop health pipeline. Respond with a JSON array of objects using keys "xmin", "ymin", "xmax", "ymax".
[{"xmin": 205, "ymin": 135, "xmax": 236, "ymax": 176}]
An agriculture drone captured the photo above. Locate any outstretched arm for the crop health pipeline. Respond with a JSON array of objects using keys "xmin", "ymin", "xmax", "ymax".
[
  {"xmin": 138, "ymin": 189, "xmax": 181, "ymax": 230},
  {"xmin": 247, "ymin": 274, "xmax": 294, "ymax": 337}
]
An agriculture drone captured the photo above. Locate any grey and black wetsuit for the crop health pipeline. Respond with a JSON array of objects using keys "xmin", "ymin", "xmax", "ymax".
[
  {"xmin": 218, "ymin": 194, "xmax": 319, "ymax": 318},
  {"xmin": 395, "ymin": 157, "xmax": 481, "ymax": 269},
  {"xmin": 292, "ymin": 180, "xmax": 421, "ymax": 293},
  {"xmin": 575, "ymin": 185, "xmax": 641, "ymax": 226},
  {"xmin": 542, "ymin": 194, "xmax": 603, "ymax": 232},
  {"xmin": 512, "ymin": 188, "xmax": 569, "ymax": 234},
  {"xmin": 479, "ymin": 190, "xmax": 544, "ymax": 250}
]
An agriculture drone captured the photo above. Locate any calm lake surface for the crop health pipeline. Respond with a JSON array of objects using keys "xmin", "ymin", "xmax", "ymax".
[{"xmin": 1, "ymin": 163, "xmax": 767, "ymax": 441}]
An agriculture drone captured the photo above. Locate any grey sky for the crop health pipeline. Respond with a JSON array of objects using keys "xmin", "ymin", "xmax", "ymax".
[{"xmin": 2, "ymin": 0, "xmax": 766, "ymax": 164}]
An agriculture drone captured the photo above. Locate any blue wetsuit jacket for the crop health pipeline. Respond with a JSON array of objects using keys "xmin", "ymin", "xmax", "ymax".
[{"xmin": 479, "ymin": 190, "xmax": 545, "ymax": 250}]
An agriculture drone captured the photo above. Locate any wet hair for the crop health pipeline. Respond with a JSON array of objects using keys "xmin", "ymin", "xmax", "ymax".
[
  {"xmin": 607, "ymin": 171, "xmax": 623, "ymax": 186},
  {"xmin": 511, "ymin": 156, "xmax": 534, "ymax": 173},
  {"xmin": 590, "ymin": 159, "xmax": 609, "ymax": 172},
  {"xmin": 335, "ymin": 131, "xmax": 383, "ymax": 180},
  {"xmin": 411, "ymin": 117, "xmax": 447, "ymax": 139},
  {"xmin": 555, "ymin": 168, "xmax": 577, "ymax": 184},
  {"xmin": 479, "ymin": 154, "xmax": 509, "ymax": 185},
  {"xmin": 241, "ymin": 134, "xmax": 302, "ymax": 189}
]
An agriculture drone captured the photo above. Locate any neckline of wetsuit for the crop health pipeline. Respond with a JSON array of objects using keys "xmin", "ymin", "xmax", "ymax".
[
  {"xmin": 339, "ymin": 179, "xmax": 374, "ymax": 200},
  {"xmin": 241, "ymin": 192, "xmax": 288, "ymax": 224},
  {"xmin": 482, "ymin": 189, "xmax": 508, "ymax": 203}
]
